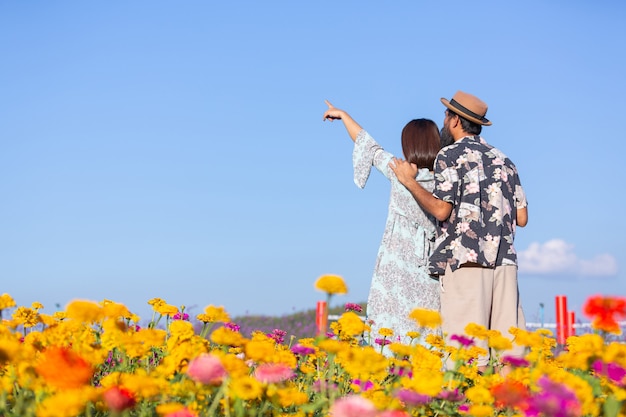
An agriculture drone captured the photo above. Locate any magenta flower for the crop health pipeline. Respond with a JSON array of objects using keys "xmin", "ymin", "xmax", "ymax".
[
  {"xmin": 389, "ymin": 366, "xmax": 412, "ymax": 377},
  {"xmin": 395, "ymin": 388, "xmax": 431, "ymax": 405},
  {"xmin": 253, "ymin": 363, "xmax": 294, "ymax": 384},
  {"xmin": 186, "ymin": 353, "xmax": 227, "ymax": 385},
  {"xmin": 291, "ymin": 344, "xmax": 315, "ymax": 356},
  {"xmin": 329, "ymin": 395, "xmax": 378, "ymax": 417},
  {"xmin": 345, "ymin": 303, "xmax": 363, "ymax": 313},
  {"xmin": 266, "ymin": 329, "xmax": 287, "ymax": 344},
  {"xmin": 437, "ymin": 388, "xmax": 464, "ymax": 402},
  {"xmin": 172, "ymin": 312, "xmax": 190, "ymax": 321},
  {"xmin": 526, "ymin": 376, "xmax": 581, "ymax": 417},
  {"xmin": 224, "ymin": 322, "xmax": 240, "ymax": 332},
  {"xmin": 375, "ymin": 338, "xmax": 391, "ymax": 346},
  {"xmin": 502, "ymin": 355, "xmax": 530, "ymax": 368},
  {"xmin": 450, "ymin": 334, "xmax": 474, "ymax": 346},
  {"xmin": 351, "ymin": 379, "xmax": 374, "ymax": 391},
  {"xmin": 592, "ymin": 360, "xmax": 626, "ymax": 385}
]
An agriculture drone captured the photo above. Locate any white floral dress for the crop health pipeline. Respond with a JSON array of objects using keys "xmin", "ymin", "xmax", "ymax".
[{"xmin": 353, "ymin": 130, "xmax": 440, "ymax": 346}]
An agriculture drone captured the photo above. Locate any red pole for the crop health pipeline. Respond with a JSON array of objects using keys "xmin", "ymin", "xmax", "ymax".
[
  {"xmin": 316, "ymin": 301, "xmax": 328, "ymax": 336},
  {"xmin": 568, "ymin": 311, "xmax": 576, "ymax": 337},
  {"xmin": 555, "ymin": 295, "xmax": 567, "ymax": 344}
]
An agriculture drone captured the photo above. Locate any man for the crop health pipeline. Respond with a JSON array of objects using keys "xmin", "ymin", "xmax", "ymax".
[{"xmin": 390, "ymin": 91, "xmax": 528, "ymax": 373}]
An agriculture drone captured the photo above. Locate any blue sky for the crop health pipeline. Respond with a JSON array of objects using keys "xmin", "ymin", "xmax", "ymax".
[{"xmin": 1, "ymin": 1, "xmax": 624, "ymax": 325}]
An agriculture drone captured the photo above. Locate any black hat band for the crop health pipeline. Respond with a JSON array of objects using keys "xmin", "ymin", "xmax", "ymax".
[{"xmin": 449, "ymin": 99, "xmax": 488, "ymax": 122}]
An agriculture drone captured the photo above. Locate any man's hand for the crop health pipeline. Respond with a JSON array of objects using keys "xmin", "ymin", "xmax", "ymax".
[{"xmin": 389, "ymin": 157, "xmax": 418, "ymax": 186}]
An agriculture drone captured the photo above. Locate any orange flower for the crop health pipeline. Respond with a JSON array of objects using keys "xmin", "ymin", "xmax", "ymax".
[
  {"xmin": 583, "ymin": 295, "xmax": 626, "ymax": 334},
  {"xmin": 490, "ymin": 380, "xmax": 530, "ymax": 410},
  {"xmin": 36, "ymin": 347, "xmax": 94, "ymax": 389}
]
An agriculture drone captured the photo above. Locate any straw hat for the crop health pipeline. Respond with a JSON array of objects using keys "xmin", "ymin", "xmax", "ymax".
[{"xmin": 441, "ymin": 91, "xmax": 492, "ymax": 126}]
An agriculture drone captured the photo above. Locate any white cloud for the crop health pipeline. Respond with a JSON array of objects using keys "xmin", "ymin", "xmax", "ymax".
[{"xmin": 517, "ymin": 239, "xmax": 618, "ymax": 277}]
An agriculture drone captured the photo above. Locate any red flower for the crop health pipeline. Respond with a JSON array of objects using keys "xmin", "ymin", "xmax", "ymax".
[
  {"xmin": 583, "ymin": 295, "xmax": 626, "ymax": 334},
  {"xmin": 103, "ymin": 386, "xmax": 136, "ymax": 412}
]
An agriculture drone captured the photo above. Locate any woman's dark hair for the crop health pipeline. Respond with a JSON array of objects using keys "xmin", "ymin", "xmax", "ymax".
[{"xmin": 401, "ymin": 118, "xmax": 441, "ymax": 170}]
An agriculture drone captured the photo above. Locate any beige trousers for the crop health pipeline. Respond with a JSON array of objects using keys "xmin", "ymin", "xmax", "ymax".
[{"xmin": 440, "ymin": 264, "xmax": 526, "ymax": 367}]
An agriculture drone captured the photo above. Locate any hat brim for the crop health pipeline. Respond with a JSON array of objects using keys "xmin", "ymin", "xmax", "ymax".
[{"xmin": 441, "ymin": 98, "xmax": 492, "ymax": 126}]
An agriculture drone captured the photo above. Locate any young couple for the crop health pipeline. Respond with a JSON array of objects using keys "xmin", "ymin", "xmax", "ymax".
[{"xmin": 323, "ymin": 91, "xmax": 528, "ymax": 372}]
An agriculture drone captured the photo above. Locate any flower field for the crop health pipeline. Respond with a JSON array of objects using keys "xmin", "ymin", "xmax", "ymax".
[{"xmin": 0, "ymin": 275, "xmax": 625, "ymax": 417}]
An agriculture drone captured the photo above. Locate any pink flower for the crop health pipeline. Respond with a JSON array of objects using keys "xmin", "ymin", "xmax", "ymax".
[
  {"xmin": 330, "ymin": 395, "xmax": 377, "ymax": 417},
  {"xmin": 253, "ymin": 363, "xmax": 294, "ymax": 384},
  {"xmin": 186, "ymin": 353, "xmax": 227, "ymax": 385}
]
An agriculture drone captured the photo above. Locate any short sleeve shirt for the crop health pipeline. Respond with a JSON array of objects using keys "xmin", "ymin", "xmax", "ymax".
[{"xmin": 428, "ymin": 135, "xmax": 527, "ymax": 276}]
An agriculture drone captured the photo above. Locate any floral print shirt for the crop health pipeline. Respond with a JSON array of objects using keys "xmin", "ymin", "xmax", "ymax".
[{"xmin": 429, "ymin": 135, "xmax": 527, "ymax": 276}]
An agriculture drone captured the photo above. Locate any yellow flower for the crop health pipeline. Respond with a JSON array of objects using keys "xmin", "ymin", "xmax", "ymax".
[
  {"xmin": 53, "ymin": 311, "xmax": 67, "ymax": 320},
  {"xmin": 31, "ymin": 301, "xmax": 44, "ymax": 310},
  {"xmin": 101, "ymin": 300, "xmax": 132, "ymax": 319},
  {"xmin": 317, "ymin": 339, "xmax": 346, "ymax": 354},
  {"xmin": 464, "ymin": 323, "xmax": 489, "ymax": 339},
  {"xmin": 230, "ymin": 375, "xmax": 263, "ymax": 400},
  {"xmin": 406, "ymin": 331, "xmax": 421, "ymax": 340},
  {"xmin": 197, "ymin": 305, "xmax": 230, "ymax": 323},
  {"xmin": 36, "ymin": 387, "xmax": 99, "ymax": 417},
  {"xmin": 0, "ymin": 293, "xmax": 16, "ymax": 310},
  {"xmin": 401, "ymin": 370, "xmax": 444, "ymax": 396},
  {"xmin": 148, "ymin": 298, "xmax": 165, "ymax": 307},
  {"xmin": 409, "ymin": 308, "xmax": 442, "ymax": 329},
  {"xmin": 219, "ymin": 353, "xmax": 250, "ymax": 378},
  {"xmin": 338, "ymin": 345, "xmax": 388, "ymax": 381},
  {"xmin": 12, "ymin": 306, "xmax": 40, "ymax": 328},
  {"xmin": 314, "ymin": 274, "xmax": 348, "ymax": 295},
  {"xmin": 156, "ymin": 403, "xmax": 188, "ymax": 416},
  {"xmin": 336, "ymin": 312, "xmax": 366, "ymax": 337},
  {"xmin": 274, "ymin": 385, "xmax": 308, "ymax": 407},
  {"xmin": 378, "ymin": 327, "xmax": 394, "ymax": 337},
  {"xmin": 65, "ymin": 300, "xmax": 104, "ymax": 323},
  {"xmin": 465, "ymin": 386, "xmax": 494, "ymax": 404},
  {"xmin": 155, "ymin": 303, "xmax": 179, "ymax": 316},
  {"xmin": 211, "ymin": 326, "xmax": 246, "ymax": 347},
  {"xmin": 425, "ymin": 334, "xmax": 445, "ymax": 349},
  {"xmin": 487, "ymin": 332, "xmax": 513, "ymax": 351},
  {"xmin": 468, "ymin": 404, "xmax": 494, "ymax": 417},
  {"xmin": 245, "ymin": 339, "xmax": 276, "ymax": 363}
]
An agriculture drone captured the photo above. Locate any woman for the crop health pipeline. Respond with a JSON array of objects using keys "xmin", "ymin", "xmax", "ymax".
[{"xmin": 323, "ymin": 100, "xmax": 441, "ymax": 346}]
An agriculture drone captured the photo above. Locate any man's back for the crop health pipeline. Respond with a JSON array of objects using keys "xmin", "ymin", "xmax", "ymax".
[{"xmin": 429, "ymin": 135, "xmax": 527, "ymax": 275}]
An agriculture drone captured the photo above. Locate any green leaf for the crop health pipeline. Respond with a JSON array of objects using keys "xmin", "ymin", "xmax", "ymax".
[{"xmin": 603, "ymin": 395, "xmax": 621, "ymax": 417}]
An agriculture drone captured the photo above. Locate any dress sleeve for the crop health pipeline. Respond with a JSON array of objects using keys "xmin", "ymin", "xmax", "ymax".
[{"xmin": 352, "ymin": 130, "xmax": 395, "ymax": 189}]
